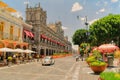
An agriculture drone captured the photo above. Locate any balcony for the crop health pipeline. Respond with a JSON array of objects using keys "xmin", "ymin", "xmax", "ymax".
[{"xmin": 0, "ymin": 31, "xmax": 19, "ymax": 41}]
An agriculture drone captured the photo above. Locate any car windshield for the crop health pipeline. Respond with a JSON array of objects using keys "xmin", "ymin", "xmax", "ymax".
[{"xmin": 44, "ymin": 56, "xmax": 51, "ymax": 59}]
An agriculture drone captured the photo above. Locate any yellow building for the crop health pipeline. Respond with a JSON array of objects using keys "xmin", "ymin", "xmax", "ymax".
[{"xmin": 0, "ymin": 1, "xmax": 28, "ymax": 49}]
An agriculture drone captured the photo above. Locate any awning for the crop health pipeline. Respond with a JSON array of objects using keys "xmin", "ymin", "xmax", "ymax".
[
  {"xmin": 41, "ymin": 34, "xmax": 47, "ymax": 39},
  {"xmin": 24, "ymin": 30, "xmax": 30, "ymax": 37},
  {"xmin": 40, "ymin": 34, "xmax": 64, "ymax": 46},
  {"xmin": 29, "ymin": 32, "xmax": 34, "ymax": 38},
  {"xmin": 24, "ymin": 30, "xmax": 34, "ymax": 38}
]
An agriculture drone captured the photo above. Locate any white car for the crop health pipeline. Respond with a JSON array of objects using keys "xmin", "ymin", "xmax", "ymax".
[{"xmin": 42, "ymin": 56, "xmax": 55, "ymax": 66}]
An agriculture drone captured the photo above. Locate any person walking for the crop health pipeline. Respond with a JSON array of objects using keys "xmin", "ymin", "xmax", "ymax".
[{"xmin": 80, "ymin": 47, "xmax": 84, "ymax": 61}]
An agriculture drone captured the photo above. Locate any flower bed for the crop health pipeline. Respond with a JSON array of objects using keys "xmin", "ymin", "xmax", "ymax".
[{"xmin": 52, "ymin": 53, "xmax": 72, "ymax": 59}]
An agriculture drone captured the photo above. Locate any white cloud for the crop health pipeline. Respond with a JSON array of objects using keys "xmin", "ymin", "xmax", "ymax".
[
  {"xmin": 99, "ymin": 8, "xmax": 105, "ymax": 13},
  {"xmin": 89, "ymin": 19, "xmax": 99, "ymax": 25},
  {"xmin": 71, "ymin": 2, "xmax": 83, "ymax": 12},
  {"xmin": 111, "ymin": 0, "xmax": 118, "ymax": 3},
  {"xmin": 62, "ymin": 26, "xmax": 68, "ymax": 30}
]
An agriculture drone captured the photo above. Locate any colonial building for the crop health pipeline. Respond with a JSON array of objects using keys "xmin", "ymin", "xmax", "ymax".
[
  {"xmin": 0, "ymin": 2, "xmax": 31, "ymax": 62},
  {"xmin": 25, "ymin": 3, "xmax": 72, "ymax": 56},
  {"xmin": 22, "ymin": 22, "xmax": 34, "ymax": 50},
  {"xmin": 0, "ymin": 4, "xmax": 28, "ymax": 49}
]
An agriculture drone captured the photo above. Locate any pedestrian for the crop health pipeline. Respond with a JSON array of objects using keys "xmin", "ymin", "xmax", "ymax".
[
  {"xmin": 39, "ymin": 55, "xmax": 42, "ymax": 63},
  {"xmin": 80, "ymin": 47, "xmax": 84, "ymax": 61},
  {"xmin": 76, "ymin": 55, "xmax": 79, "ymax": 62},
  {"xmin": 36, "ymin": 54, "xmax": 39, "ymax": 62}
]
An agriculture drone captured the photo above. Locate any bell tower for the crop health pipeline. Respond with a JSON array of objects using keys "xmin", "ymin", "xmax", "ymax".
[
  {"xmin": 25, "ymin": 2, "xmax": 47, "ymax": 29},
  {"xmin": 25, "ymin": 2, "xmax": 47, "ymax": 54}
]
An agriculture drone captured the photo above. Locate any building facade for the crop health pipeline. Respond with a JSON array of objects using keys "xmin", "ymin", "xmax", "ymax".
[
  {"xmin": 0, "ymin": 6, "xmax": 28, "ymax": 49},
  {"xmin": 26, "ymin": 3, "xmax": 72, "ymax": 56},
  {"xmin": 0, "ymin": 3, "xmax": 31, "ymax": 62}
]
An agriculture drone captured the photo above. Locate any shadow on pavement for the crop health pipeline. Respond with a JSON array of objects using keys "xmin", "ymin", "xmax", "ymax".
[{"xmin": 89, "ymin": 72, "xmax": 100, "ymax": 75}]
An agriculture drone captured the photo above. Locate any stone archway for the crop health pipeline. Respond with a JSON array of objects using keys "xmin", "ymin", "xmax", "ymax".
[
  {"xmin": 40, "ymin": 48, "xmax": 44, "ymax": 55},
  {"xmin": 15, "ymin": 45, "xmax": 21, "ymax": 49},
  {"xmin": 23, "ymin": 46, "xmax": 27, "ymax": 50},
  {"xmin": 7, "ymin": 43, "xmax": 14, "ymax": 49},
  {"xmin": 46, "ymin": 49, "xmax": 48, "ymax": 56},
  {"xmin": 0, "ymin": 41, "xmax": 5, "ymax": 48}
]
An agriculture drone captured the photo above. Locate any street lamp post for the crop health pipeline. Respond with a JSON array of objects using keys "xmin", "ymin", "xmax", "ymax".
[
  {"xmin": 77, "ymin": 15, "xmax": 89, "ymax": 43},
  {"xmin": 84, "ymin": 16, "xmax": 89, "ymax": 43}
]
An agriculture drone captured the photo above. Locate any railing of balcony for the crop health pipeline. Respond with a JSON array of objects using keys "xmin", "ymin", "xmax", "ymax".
[{"xmin": 0, "ymin": 31, "xmax": 19, "ymax": 41}]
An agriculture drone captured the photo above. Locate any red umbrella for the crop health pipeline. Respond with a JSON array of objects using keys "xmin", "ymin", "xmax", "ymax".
[{"xmin": 98, "ymin": 44, "xmax": 119, "ymax": 53}]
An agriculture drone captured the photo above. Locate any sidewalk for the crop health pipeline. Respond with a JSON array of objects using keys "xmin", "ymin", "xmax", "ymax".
[
  {"xmin": 77, "ymin": 59, "xmax": 119, "ymax": 80},
  {"xmin": 78, "ymin": 61, "xmax": 99, "ymax": 80}
]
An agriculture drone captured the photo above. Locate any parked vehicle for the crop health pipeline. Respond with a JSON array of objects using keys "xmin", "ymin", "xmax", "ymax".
[{"xmin": 42, "ymin": 56, "xmax": 55, "ymax": 66}]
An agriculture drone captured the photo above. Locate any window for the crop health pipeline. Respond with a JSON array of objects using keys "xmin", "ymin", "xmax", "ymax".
[
  {"xmin": 0, "ymin": 22, "xmax": 4, "ymax": 39},
  {"xmin": 10, "ymin": 26, "xmax": 13, "ymax": 40},
  {"xmin": 0, "ymin": 22, "xmax": 4, "ymax": 32},
  {"xmin": 18, "ymin": 28, "xmax": 20, "ymax": 38}
]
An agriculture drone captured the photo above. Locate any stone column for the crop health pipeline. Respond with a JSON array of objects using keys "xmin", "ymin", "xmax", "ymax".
[{"xmin": 44, "ymin": 47, "xmax": 46, "ymax": 56}]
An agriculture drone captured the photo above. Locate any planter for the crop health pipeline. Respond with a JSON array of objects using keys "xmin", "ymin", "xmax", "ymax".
[
  {"xmin": 8, "ymin": 61, "xmax": 12, "ymax": 67},
  {"xmin": 90, "ymin": 65, "xmax": 106, "ymax": 74},
  {"xmin": 87, "ymin": 61, "xmax": 90, "ymax": 65}
]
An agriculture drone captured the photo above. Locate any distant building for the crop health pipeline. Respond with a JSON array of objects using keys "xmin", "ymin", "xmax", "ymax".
[
  {"xmin": 25, "ymin": 3, "xmax": 72, "ymax": 55},
  {"xmin": 72, "ymin": 45, "xmax": 79, "ymax": 55}
]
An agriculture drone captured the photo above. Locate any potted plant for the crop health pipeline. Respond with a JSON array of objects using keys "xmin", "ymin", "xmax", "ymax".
[
  {"xmin": 86, "ymin": 50, "xmax": 102, "ymax": 65},
  {"xmin": 90, "ymin": 60, "xmax": 107, "ymax": 74},
  {"xmin": 7, "ymin": 56, "xmax": 12, "ymax": 66},
  {"xmin": 86, "ymin": 56, "xmax": 96, "ymax": 65},
  {"xmin": 99, "ymin": 72, "xmax": 120, "ymax": 80},
  {"xmin": 8, "ymin": 56, "xmax": 12, "ymax": 62},
  {"xmin": 92, "ymin": 50, "xmax": 102, "ymax": 60}
]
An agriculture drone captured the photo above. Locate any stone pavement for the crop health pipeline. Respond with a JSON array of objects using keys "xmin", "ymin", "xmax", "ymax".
[
  {"xmin": 76, "ymin": 59, "xmax": 119, "ymax": 80},
  {"xmin": 64, "ymin": 58, "xmax": 100, "ymax": 80},
  {"xmin": 0, "ymin": 57, "xmax": 119, "ymax": 80},
  {"xmin": 77, "ymin": 61, "xmax": 99, "ymax": 80}
]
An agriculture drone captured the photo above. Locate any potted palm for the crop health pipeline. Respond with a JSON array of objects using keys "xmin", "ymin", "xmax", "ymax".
[{"xmin": 90, "ymin": 60, "xmax": 107, "ymax": 74}]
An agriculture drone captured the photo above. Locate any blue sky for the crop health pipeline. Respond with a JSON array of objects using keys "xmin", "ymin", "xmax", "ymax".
[{"xmin": 2, "ymin": 0, "xmax": 120, "ymax": 43}]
